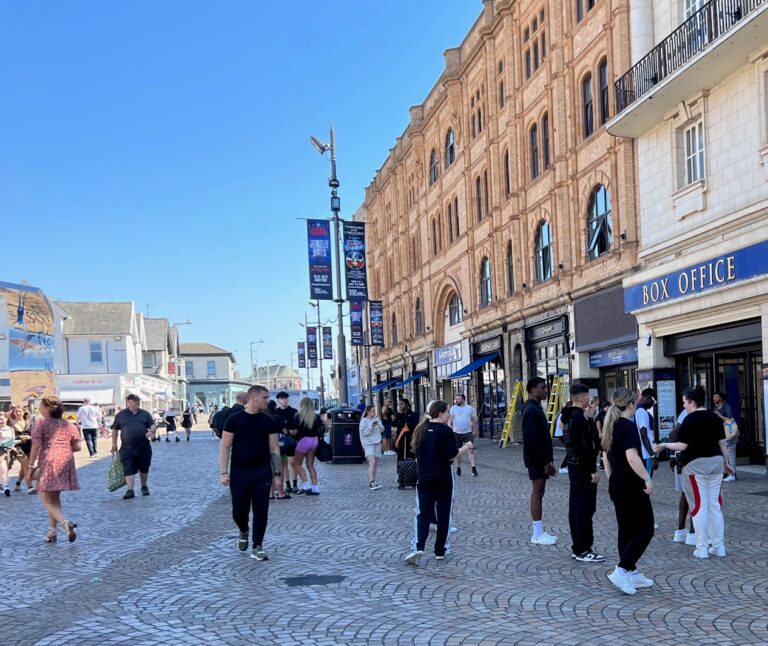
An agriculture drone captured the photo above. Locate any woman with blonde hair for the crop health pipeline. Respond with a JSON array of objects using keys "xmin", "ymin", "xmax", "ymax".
[
  {"xmin": 291, "ymin": 397, "xmax": 324, "ymax": 496},
  {"xmin": 602, "ymin": 388, "xmax": 655, "ymax": 595},
  {"xmin": 28, "ymin": 397, "xmax": 81, "ymax": 543},
  {"xmin": 8, "ymin": 404, "xmax": 34, "ymax": 492}
]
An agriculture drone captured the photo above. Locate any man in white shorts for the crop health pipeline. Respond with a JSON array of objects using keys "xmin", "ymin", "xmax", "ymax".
[{"xmin": 449, "ymin": 394, "xmax": 478, "ymax": 477}]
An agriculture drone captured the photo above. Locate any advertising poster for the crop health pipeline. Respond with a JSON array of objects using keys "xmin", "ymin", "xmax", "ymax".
[
  {"xmin": 297, "ymin": 342, "xmax": 306, "ymax": 369},
  {"xmin": 342, "ymin": 221, "xmax": 368, "ymax": 301},
  {"xmin": 656, "ymin": 379, "xmax": 677, "ymax": 440},
  {"xmin": 350, "ymin": 302, "xmax": 364, "ymax": 347},
  {"xmin": 307, "ymin": 220, "xmax": 333, "ymax": 300},
  {"xmin": 307, "ymin": 326, "xmax": 318, "ymax": 368},
  {"xmin": 369, "ymin": 300, "xmax": 384, "ymax": 347},
  {"xmin": 322, "ymin": 326, "xmax": 333, "ymax": 360}
]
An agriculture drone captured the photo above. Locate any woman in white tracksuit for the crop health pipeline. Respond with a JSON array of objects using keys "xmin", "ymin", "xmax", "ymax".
[{"xmin": 359, "ymin": 406, "xmax": 383, "ymax": 490}]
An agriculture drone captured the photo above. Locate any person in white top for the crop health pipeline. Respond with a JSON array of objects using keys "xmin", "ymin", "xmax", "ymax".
[
  {"xmin": 448, "ymin": 394, "xmax": 478, "ymax": 476},
  {"xmin": 359, "ymin": 406, "xmax": 383, "ymax": 490},
  {"xmin": 77, "ymin": 398, "xmax": 103, "ymax": 457},
  {"xmin": 634, "ymin": 389, "xmax": 656, "ymax": 476}
]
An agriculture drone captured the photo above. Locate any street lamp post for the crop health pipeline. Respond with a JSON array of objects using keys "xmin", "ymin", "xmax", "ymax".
[
  {"xmin": 171, "ymin": 320, "xmax": 192, "ymax": 409},
  {"xmin": 309, "ymin": 301, "xmax": 326, "ymax": 408},
  {"xmin": 250, "ymin": 340, "xmax": 264, "ymax": 385},
  {"xmin": 310, "ymin": 125, "xmax": 348, "ymax": 405}
]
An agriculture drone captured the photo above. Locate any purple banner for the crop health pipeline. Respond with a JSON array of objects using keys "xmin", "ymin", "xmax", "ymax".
[
  {"xmin": 322, "ymin": 326, "xmax": 333, "ymax": 360},
  {"xmin": 307, "ymin": 220, "xmax": 333, "ymax": 300},
  {"xmin": 298, "ymin": 342, "xmax": 306, "ymax": 369},
  {"xmin": 343, "ymin": 221, "xmax": 368, "ymax": 301},
  {"xmin": 350, "ymin": 302, "xmax": 364, "ymax": 347}
]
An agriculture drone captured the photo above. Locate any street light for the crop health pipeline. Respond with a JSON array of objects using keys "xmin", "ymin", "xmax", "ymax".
[
  {"xmin": 308, "ymin": 301, "xmax": 326, "ymax": 408},
  {"xmin": 309, "ymin": 124, "xmax": 347, "ymax": 405},
  {"xmin": 250, "ymin": 340, "xmax": 264, "ymax": 385}
]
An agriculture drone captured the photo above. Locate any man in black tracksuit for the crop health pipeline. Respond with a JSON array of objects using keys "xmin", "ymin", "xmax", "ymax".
[{"xmin": 562, "ymin": 383, "xmax": 604, "ymax": 562}]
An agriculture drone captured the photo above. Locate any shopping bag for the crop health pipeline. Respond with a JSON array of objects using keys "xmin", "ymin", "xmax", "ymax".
[{"xmin": 107, "ymin": 454, "xmax": 126, "ymax": 492}]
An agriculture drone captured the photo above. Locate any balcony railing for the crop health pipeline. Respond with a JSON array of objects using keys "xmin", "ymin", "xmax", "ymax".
[{"xmin": 615, "ymin": 0, "xmax": 765, "ymax": 114}]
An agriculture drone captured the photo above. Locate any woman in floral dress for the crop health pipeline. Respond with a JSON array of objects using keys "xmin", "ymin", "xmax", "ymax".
[{"xmin": 28, "ymin": 397, "xmax": 81, "ymax": 543}]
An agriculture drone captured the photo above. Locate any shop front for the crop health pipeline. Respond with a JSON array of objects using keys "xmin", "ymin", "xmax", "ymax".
[
  {"xmin": 402, "ymin": 355, "xmax": 431, "ymax": 416},
  {"xmin": 525, "ymin": 315, "xmax": 570, "ymax": 391},
  {"xmin": 434, "ymin": 341, "xmax": 467, "ymax": 402}
]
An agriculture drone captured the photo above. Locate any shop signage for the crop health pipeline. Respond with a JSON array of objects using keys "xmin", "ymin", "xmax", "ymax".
[
  {"xmin": 342, "ymin": 221, "xmax": 368, "ymax": 301},
  {"xmin": 369, "ymin": 301, "xmax": 384, "ymax": 347},
  {"xmin": 306, "ymin": 220, "xmax": 333, "ymax": 300},
  {"xmin": 472, "ymin": 336, "xmax": 502, "ymax": 355},
  {"xmin": 435, "ymin": 342, "xmax": 462, "ymax": 366},
  {"xmin": 526, "ymin": 317, "xmax": 567, "ymax": 342},
  {"xmin": 624, "ymin": 240, "xmax": 768, "ymax": 312},
  {"xmin": 391, "ymin": 369, "xmax": 403, "ymax": 378},
  {"xmin": 350, "ymin": 302, "xmax": 364, "ymax": 347},
  {"xmin": 414, "ymin": 359, "xmax": 429, "ymax": 372},
  {"xmin": 589, "ymin": 344, "xmax": 638, "ymax": 369},
  {"xmin": 322, "ymin": 327, "xmax": 333, "ymax": 360},
  {"xmin": 297, "ymin": 342, "xmax": 306, "ymax": 369}
]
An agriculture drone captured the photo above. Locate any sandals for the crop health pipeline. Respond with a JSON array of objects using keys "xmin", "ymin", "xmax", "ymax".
[
  {"xmin": 62, "ymin": 520, "xmax": 78, "ymax": 543},
  {"xmin": 43, "ymin": 528, "xmax": 57, "ymax": 543}
]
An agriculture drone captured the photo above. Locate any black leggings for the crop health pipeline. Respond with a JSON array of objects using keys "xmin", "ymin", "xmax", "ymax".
[
  {"xmin": 415, "ymin": 475, "xmax": 453, "ymax": 556},
  {"xmin": 610, "ymin": 483, "xmax": 654, "ymax": 572},
  {"xmin": 230, "ymin": 465, "xmax": 272, "ymax": 548}
]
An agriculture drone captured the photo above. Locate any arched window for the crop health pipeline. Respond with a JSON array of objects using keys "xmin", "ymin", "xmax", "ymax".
[
  {"xmin": 503, "ymin": 149, "xmax": 511, "ymax": 197},
  {"xmin": 506, "ymin": 240, "xmax": 515, "ymax": 295},
  {"xmin": 444, "ymin": 130, "xmax": 456, "ymax": 168},
  {"xmin": 429, "ymin": 149, "xmax": 440, "ymax": 185},
  {"xmin": 535, "ymin": 221, "xmax": 554, "ymax": 283},
  {"xmin": 582, "ymin": 73, "xmax": 594, "ymax": 138},
  {"xmin": 448, "ymin": 292, "xmax": 463, "ymax": 326},
  {"xmin": 415, "ymin": 298, "xmax": 424, "ymax": 336},
  {"xmin": 530, "ymin": 124, "xmax": 539, "ymax": 179},
  {"xmin": 598, "ymin": 59, "xmax": 609, "ymax": 124},
  {"xmin": 587, "ymin": 184, "xmax": 613, "ymax": 259},
  {"xmin": 479, "ymin": 257, "xmax": 493, "ymax": 307},
  {"xmin": 542, "ymin": 113, "xmax": 550, "ymax": 169},
  {"xmin": 475, "ymin": 176, "xmax": 484, "ymax": 221},
  {"xmin": 391, "ymin": 313, "xmax": 398, "ymax": 345}
]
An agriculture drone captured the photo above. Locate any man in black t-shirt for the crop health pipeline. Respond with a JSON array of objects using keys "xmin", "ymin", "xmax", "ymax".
[
  {"xmin": 219, "ymin": 384, "xmax": 282, "ymax": 561},
  {"xmin": 111, "ymin": 394, "xmax": 157, "ymax": 499},
  {"xmin": 273, "ymin": 391, "xmax": 298, "ymax": 493}
]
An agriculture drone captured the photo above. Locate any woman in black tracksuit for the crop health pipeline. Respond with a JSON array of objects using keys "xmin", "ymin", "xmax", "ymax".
[{"xmin": 404, "ymin": 400, "xmax": 473, "ymax": 565}]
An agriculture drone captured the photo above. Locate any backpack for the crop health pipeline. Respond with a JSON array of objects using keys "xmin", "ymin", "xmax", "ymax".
[{"xmin": 211, "ymin": 406, "xmax": 231, "ymax": 439}]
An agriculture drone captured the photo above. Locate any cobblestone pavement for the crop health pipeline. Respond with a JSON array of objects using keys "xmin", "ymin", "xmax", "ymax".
[{"xmin": 2, "ymin": 426, "xmax": 767, "ymax": 645}]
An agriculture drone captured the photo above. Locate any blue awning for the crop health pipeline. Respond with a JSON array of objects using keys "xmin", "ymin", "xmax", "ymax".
[
  {"xmin": 446, "ymin": 352, "xmax": 500, "ymax": 379},
  {"xmin": 372, "ymin": 379, "xmax": 399, "ymax": 393},
  {"xmin": 391, "ymin": 372, "xmax": 427, "ymax": 389}
]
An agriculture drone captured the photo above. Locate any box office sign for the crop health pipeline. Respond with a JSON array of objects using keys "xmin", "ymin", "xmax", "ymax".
[{"xmin": 624, "ymin": 240, "xmax": 768, "ymax": 312}]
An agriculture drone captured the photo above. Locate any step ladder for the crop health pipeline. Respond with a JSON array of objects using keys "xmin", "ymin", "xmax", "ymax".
[
  {"xmin": 498, "ymin": 381, "xmax": 524, "ymax": 448},
  {"xmin": 546, "ymin": 375, "xmax": 566, "ymax": 437}
]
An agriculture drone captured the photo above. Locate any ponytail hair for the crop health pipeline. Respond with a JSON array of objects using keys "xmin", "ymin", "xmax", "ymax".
[
  {"xmin": 601, "ymin": 388, "xmax": 635, "ymax": 453},
  {"xmin": 411, "ymin": 400, "xmax": 448, "ymax": 453}
]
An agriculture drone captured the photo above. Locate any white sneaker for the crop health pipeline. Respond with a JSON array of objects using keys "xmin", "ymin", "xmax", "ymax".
[
  {"xmin": 369, "ymin": 482, "xmax": 382, "ymax": 490},
  {"xmin": 404, "ymin": 549, "xmax": 424, "ymax": 565},
  {"xmin": 530, "ymin": 532, "xmax": 558, "ymax": 545},
  {"xmin": 693, "ymin": 547, "xmax": 709, "ymax": 559},
  {"xmin": 723, "ymin": 475, "xmax": 736, "ymax": 482},
  {"xmin": 607, "ymin": 567, "xmax": 636, "ymax": 595},
  {"xmin": 685, "ymin": 532, "xmax": 698, "ymax": 546},
  {"xmin": 708, "ymin": 545, "xmax": 726, "ymax": 557},
  {"xmin": 628, "ymin": 570, "xmax": 654, "ymax": 588},
  {"xmin": 558, "ymin": 467, "xmax": 569, "ymax": 474},
  {"xmin": 673, "ymin": 529, "xmax": 688, "ymax": 543}
]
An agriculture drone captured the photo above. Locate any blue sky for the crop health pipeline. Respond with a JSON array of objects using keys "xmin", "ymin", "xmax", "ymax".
[{"xmin": 1, "ymin": 1, "xmax": 482, "ymax": 393}]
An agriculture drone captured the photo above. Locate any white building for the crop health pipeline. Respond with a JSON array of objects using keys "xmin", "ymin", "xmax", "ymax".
[
  {"xmin": 181, "ymin": 343, "xmax": 249, "ymax": 411},
  {"xmin": 608, "ymin": 0, "xmax": 768, "ymax": 463}
]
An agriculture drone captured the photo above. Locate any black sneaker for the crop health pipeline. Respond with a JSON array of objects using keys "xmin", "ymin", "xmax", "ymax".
[
  {"xmin": 456, "ymin": 468, "xmax": 462, "ymax": 476},
  {"xmin": 165, "ymin": 437, "xmax": 170, "ymax": 443},
  {"xmin": 305, "ymin": 490, "xmax": 319, "ymax": 496},
  {"xmin": 175, "ymin": 437, "xmax": 180, "ymax": 443},
  {"xmin": 472, "ymin": 467, "xmax": 479, "ymax": 477},
  {"xmin": 237, "ymin": 531, "xmax": 248, "ymax": 551},
  {"xmin": 141, "ymin": 485, "xmax": 150, "ymax": 496},
  {"xmin": 574, "ymin": 550, "xmax": 605, "ymax": 562},
  {"xmin": 123, "ymin": 489, "xmax": 135, "ymax": 499}
]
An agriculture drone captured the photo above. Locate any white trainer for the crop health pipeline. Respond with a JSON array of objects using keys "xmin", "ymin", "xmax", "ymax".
[
  {"xmin": 685, "ymin": 532, "xmax": 698, "ymax": 546},
  {"xmin": 530, "ymin": 532, "xmax": 558, "ymax": 545},
  {"xmin": 404, "ymin": 550, "xmax": 424, "ymax": 565},
  {"xmin": 607, "ymin": 568, "xmax": 636, "ymax": 595},
  {"xmin": 629, "ymin": 570, "xmax": 654, "ymax": 588},
  {"xmin": 723, "ymin": 475, "xmax": 736, "ymax": 482},
  {"xmin": 673, "ymin": 529, "xmax": 688, "ymax": 543},
  {"xmin": 693, "ymin": 547, "xmax": 709, "ymax": 559},
  {"xmin": 708, "ymin": 545, "xmax": 726, "ymax": 557}
]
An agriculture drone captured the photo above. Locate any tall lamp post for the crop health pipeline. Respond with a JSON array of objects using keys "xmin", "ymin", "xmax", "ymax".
[
  {"xmin": 310, "ymin": 125, "xmax": 347, "ymax": 405},
  {"xmin": 308, "ymin": 301, "xmax": 326, "ymax": 408},
  {"xmin": 171, "ymin": 319, "xmax": 192, "ymax": 408},
  {"xmin": 250, "ymin": 340, "xmax": 264, "ymax": 385}
]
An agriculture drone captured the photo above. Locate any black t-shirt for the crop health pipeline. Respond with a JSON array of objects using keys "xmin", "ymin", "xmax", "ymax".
[
  {"xmin": 224, "ymin": 410, "xmax": 278, "ymax": 469},
  {"xmin": 607, "ymin": 417, "xmax": 644, "ymax": 489},
  {"xmin": 293, "ymin": 414, "xmax": 325, "ymax": 440},
  {"xmin": 112, "ymin": 408, "xmax": 155, "ymax": 445},
  {"xmin": 678, "ymin": 410, "xmax": 725, "ymax": 467},
  {"xmin": 273, "ymin": 406, "xmax": 298, "ymax": 433},
  {"xmin": 415, "ymin": 422, "xmax": 458, "ymax": 481}
]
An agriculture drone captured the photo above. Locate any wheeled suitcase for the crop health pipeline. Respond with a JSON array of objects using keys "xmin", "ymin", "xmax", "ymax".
[{"xmin": 397, "ymin": 458, "xmax": 418, "ymax": 489}]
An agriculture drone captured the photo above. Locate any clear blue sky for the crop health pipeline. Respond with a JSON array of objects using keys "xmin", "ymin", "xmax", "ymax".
[{"xmin": 1, "ymin": 1, "xmax": 482, "ymax": 391}]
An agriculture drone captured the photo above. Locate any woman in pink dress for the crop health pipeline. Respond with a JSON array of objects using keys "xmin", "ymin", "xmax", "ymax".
[{"xmin": 28, "ymin": 396, "xmax": 81, "ymax": 543}]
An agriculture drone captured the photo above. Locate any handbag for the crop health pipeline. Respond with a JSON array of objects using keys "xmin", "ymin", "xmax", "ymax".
[
  {"xmin": 315, "ymin": 438, "xmax": 333, "ymax": 463},
  {"xmin": 107, "ymin": 454, "xmax": 126, "ymax": 492}
]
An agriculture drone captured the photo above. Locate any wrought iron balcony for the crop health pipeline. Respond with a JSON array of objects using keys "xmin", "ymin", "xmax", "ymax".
[{"xmin": 614, "ymin": 0, "xmax": 766, "ymax": 117}]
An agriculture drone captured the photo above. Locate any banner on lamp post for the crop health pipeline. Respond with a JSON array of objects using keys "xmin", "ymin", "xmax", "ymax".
[
  {"xmin": 307, "ymin": 220, "xmax": 333, "ymax": 300},
  {"xmin": 343, "ymin": 221, "xmax": 368, "ymax": 301},
  {"xmin": 350, "ymin": 302, "xmax": 364, "ymax": 347},
  {"xmin": 322, "ymin": 326, "xmax": 333, "ymax": 360},
  {"xmin": 369, "ymin": 300, "xmax": 384, "ymax": 347},
  {"xmin": 307, "ymin": 326, "xmax": 318, "ymax": 368},
  {"xmin": 298, "ymin": 342, "xmax": 306, "ymax": 369}
]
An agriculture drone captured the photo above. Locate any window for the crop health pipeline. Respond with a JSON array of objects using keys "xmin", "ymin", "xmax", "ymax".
[
  {"xmin": 475, "ymin": 176, "xmax": 484, "ymax": 221},
  {"xmin": 503, "ymin": 149, "xmax": 511, "ymax": 197},
  {"xmin": 429, "ymin": 149, "xmax": 440, "ymax": 185},
  {"xmin": 523, "ymin": 10, "xmax": 547, "ymax": 80},
  {"xmin": 582, "ymin": 73, "xmax": 594, "ymax": 138},
  {"xmin": 598, "ymin": 59, "xmax": 609, "ymax": 124},
  {"xmin": 415, "ymin": 298, "xmax": 424, "ymax": 336},
  {"xmin": 530, "ymin": 124, "xmax": 539, "ymax": 179},
  {"xmin": 207, "ymin": 360, "xmax": 216, "ymax": 377},
  {"xmin": 447, "ymin": 202, "xmax": 454, "ymax": 243},
  {"xmin": 483, "ymin": 171, "xmax": 490, "ymax": 215},
  {"xmin": 684, "ymin": 121, "xmax": 705, "ymax": 185},
  {"xmin": 506, "ymin": 240, "xmax": 515, "ymax": 294},
  {"xmin": 142, "ymin": 351, "xmax": 153, "ymax": 369},
  {"xmin": 542, "ymin": 113, "xmax": 550, "ymax": 169},
  {"xmin": 444, "ymin": 130, "xmax": 456, "ymax": 168},
  {"xmin": 525, "ymin": 50, "xmax": 532, "ymax": 79},
  {"xmin": 448, "ymin": 293, "xmax": 464, "ymax": 326},
  {"xmin": 587, "ymin": 185, "xmax": 613, "ymax": 259},
  {"xmin": 453, "ymin": 197, "xmax": 460, "ymax": 238},
  {"xmin": 90, "ymin": 341, "xmax": 103, "ymax": 364},
  {"xmin": 533, "ymin": 41, "xmax": 539, "ymax": 69},
  {"xmin": 480, "ymin": 257, "xmax": 493, "ymax": 307},
  {"xmin": 535, "ymin": 221, "xmax": 554, "ymax": 283},
  {"xmin": 391, "ymin": 314, "xmax": 398, "ymax": 345},
  {"xmin": 432, "ymin": 216, "xmax": 441, "ymax": 255},
  {"xmin": 577, "ymin": 0, "xmax": 596, "ymax": 22},
  {"xmin": 185, "ymin": 361, "xmax": 194, "ymax": 377},
  {"xmin": 499, "ymin": 80, "xmax": 505, "ymax": 108}
]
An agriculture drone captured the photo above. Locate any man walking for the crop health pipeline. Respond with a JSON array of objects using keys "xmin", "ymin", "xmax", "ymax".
[
  {"xmin": 522, "ymin": 377, "xmax": 557, "ymax": 545},
  {"xmin": 449, "ymin": 393, "xmax": 478, "ymax": 476},
  {"xmin": 219, "ymin": 385, "xmax": 282, "ymax": 561},
  {"xmin": 562, "ymin": 383, "xmax": 604, "ymax": 562},
  {"xmin": 273, "ymin": 391, "xmax": 298, "ymax": 493},
  {"xmin": 77, "ymin": 397, "xmax": 103, "ymax": 457},
  {"xmin": 111, "ymin": 394, "xmax": 157, "ymax": 499}
]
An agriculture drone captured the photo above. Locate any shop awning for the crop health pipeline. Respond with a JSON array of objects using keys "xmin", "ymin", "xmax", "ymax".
[
  {"xmin": 391, "ymin": 372, "xmax": 427, "ymax": 388},
  {"xmin": 59, "ymin": 388, "xmax": 115, "ymax": 405},
  {"xmin": 372, "ymin": 379, "xmax": 399, "ymax": 393},
  {"xmin": 446, "ymin": 352, "xmax": 500, "ymax": 380}
]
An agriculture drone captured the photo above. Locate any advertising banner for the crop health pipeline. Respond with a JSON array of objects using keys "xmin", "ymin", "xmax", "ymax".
[
  {"xmin": 322, "ymin": 326, "xmax": 333, "ymax": 360},
  {"xmin": 343, "ymin": 221, "xmax": 368, "ymax": 301},
  {"xmin": 297, "ymin": 342, "xmax": 306, "ymax": 369},
  {"xmin": 369, "ymin": 300, "xmax": 384, "ymax": 347},
  {"xmin": 307, "ymin": 220, "xmax": 333, "ymax": 300},
  {"xmin": 307, "ymin": 326, "xmax": 318, "ymax": 368},
  {"xmin": 350, "ymin": 302, "xmax": 364, "ymax": 347}
]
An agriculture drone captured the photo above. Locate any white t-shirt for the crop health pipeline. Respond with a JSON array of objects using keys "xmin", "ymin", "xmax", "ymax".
[
  {"xmin": 634, "ymin": 407, "xmax": 654, "ymax": 459},
  {"xmin": 77, "ymin": 404, "xmax": 102, "ymax": 429},
  {"xmin": 554, "ymin": 413, "xmax": 563, "ymax": 438},
  {"xmin": 450, "ymin": 404, "xmax": 476, "ymax": 434}
]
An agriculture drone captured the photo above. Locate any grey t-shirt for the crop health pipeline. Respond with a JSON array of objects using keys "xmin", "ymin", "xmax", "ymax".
[{"xmin": 112, "ymin": 408, "xmax": 155, "ymax": 445}]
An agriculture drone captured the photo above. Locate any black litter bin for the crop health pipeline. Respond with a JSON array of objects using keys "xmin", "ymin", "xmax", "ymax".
[{"xmin": 327, "ymin": 407, "xmax": 364, "ymax": 464}]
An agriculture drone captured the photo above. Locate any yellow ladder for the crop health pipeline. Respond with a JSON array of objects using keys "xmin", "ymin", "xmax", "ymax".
[
  {"xmin": 498, "ymin": 381, "xmax": 524, "ymax": 448},
  {"xmin": 546, "ymin": 375, "xmax": 565, "ymax": 437}
]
